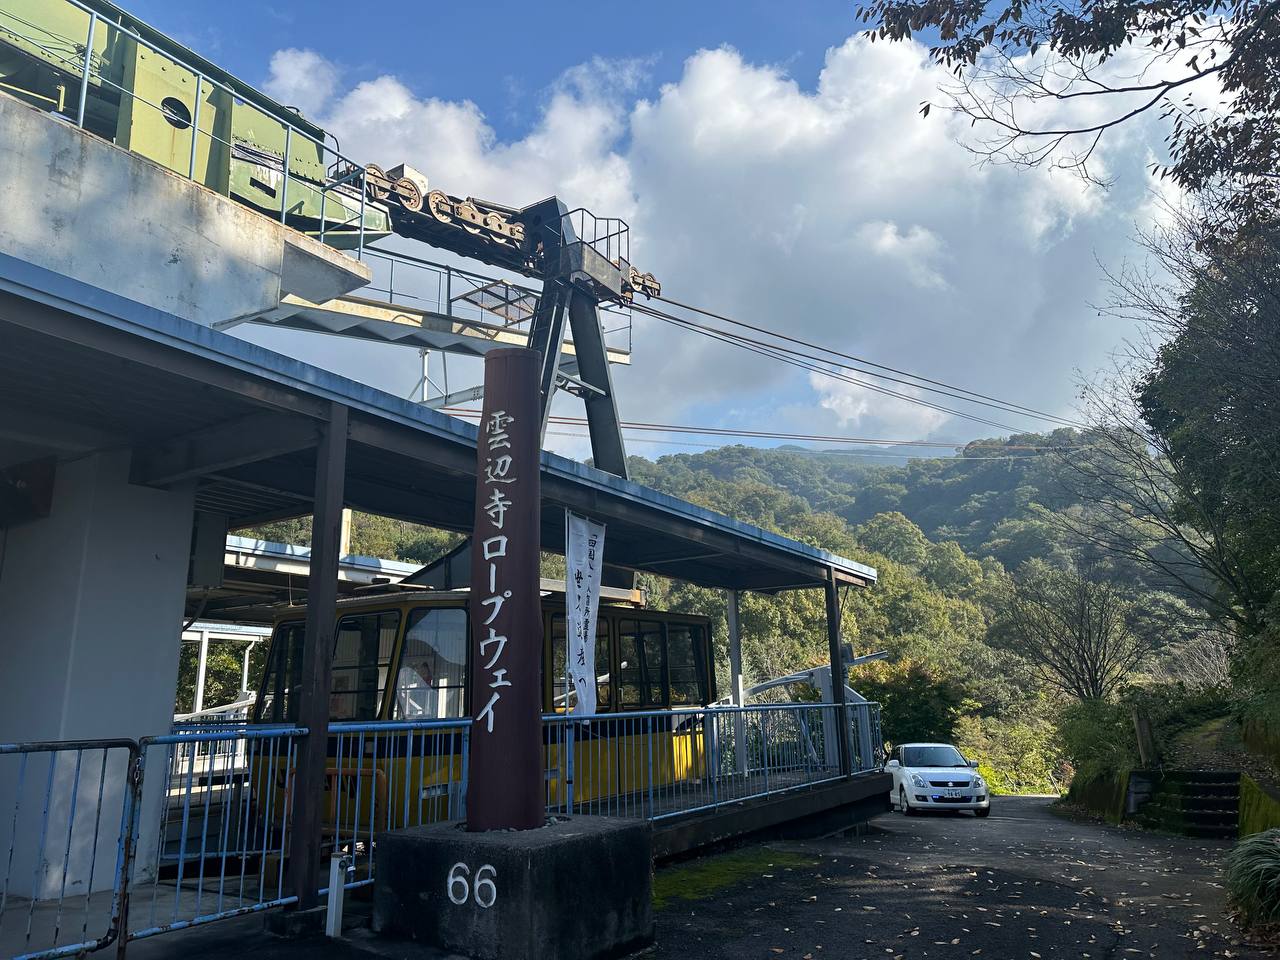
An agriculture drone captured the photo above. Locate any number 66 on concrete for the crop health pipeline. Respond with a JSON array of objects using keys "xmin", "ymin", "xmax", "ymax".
[{"xmin": 447, "ymin": 862, "xmax": 497, "ymax": 908}]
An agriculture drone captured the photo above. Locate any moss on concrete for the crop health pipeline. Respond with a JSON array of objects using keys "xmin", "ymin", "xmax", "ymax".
[
  {"xmin": 652, "ymin": 847, "xmax": 818, "ymax": 911},
  {"xmin": 1243, "ymin": 716, "xmax": 1280, "ymax": 771},
  {"xmin": 1065, "ymin": 769, "xmax": 1130, "ymax": 823},
  {"xmin": 1240, "ymin": 774, "xmax": 1280, "ymax": 838}
]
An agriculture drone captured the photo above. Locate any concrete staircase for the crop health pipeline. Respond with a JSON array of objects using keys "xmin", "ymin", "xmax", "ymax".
[{"xmin": 1133, "ymin": 770, "xmax": 1240, "ymax": 839}]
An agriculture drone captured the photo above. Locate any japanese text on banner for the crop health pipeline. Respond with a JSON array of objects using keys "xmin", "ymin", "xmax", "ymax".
[{"xmin": 565, "ymin": 511, "xmax": 606, "ymax": 716}]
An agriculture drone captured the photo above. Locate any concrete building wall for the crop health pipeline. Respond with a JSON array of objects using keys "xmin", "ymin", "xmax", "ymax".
[
  {"xmin": 0, "ymin": 90, "xmax": 370, "ymax": 327},
  {"xmin": 0, "ymin": 450, "xmax": 195, "ymax": 897}
]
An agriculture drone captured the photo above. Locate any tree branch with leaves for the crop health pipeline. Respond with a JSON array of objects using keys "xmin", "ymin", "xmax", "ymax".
[
  {"xmin": 855, "ymin": 0, "xmax": 1280, "ymax": 213},
  {"xmin": 994, "ymin": 560, "xmax": 1149, "ymax": 700}
]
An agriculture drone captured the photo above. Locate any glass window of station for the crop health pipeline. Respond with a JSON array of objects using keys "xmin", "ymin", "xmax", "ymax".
[
  {"xmin": 256, "ymin": 603, "xmax": 714, "ymax": 722},
  {"xmin": 394, "ymin": 608, "xmax": 467, "ymax": 719}
]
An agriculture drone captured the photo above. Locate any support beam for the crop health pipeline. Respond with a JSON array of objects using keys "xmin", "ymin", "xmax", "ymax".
[
  {"xmin": 824, "ymin": 571, "xmax": 851, "ymax": 777},
  {"xmin": 528, "ymin": 280, "xmax": 571, "ymax": 436},
  {"xmin": 726, "ymin": 590, "xmax": 745, "ymax": 709},
  {"xmin": 193, "ymin": 631, "xmax": 209, "ymax": 714},
  {"xmin": 630, "ymin": 549, "xmax": 724, "ymax": 568},
  {"xmin": 565, "ymin": 290, "xmax": 627, "ymax": 478},
  {"xmin": 426, "ymin": 384, "xmax": 485, "ymax": 409},
  {"xmin": 726, "ymin": 589, "xmax": 747, "ymax": 776},
  {"xmin": 0, "ymin": 410, "xmax": 125, "ymax": 453},
  {"xmin": 289, "ymin": 402, "xmax": 348, "ymax": 911},
  {"xmin": 131, "ymin": 411, "xmax": 320, "ymax": 487}
]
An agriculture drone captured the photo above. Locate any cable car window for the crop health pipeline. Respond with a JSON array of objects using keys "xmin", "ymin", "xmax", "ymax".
[
  {"xmin": 395, "ymin": 608, "xmax": 467, "ymax": 719},
  {"xmin": 256, "ymin": 621, "xmax": 304, "ymax": 722},
  {"xmin": 666, "ymin": 624, "xmax": 709, "ymax": 705},
  {"xmin": 549, "ymin": 614, "xmax": 610, "ymax": 713},
  {"xmin": 617, "ymin": 619, "xmax": 665, "ymax": 707},
  {"xmin": 329, "ymin": 611, "xmax": 400, "ymax": 720}
]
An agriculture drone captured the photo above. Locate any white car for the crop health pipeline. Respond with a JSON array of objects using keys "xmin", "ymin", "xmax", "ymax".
[{"xmin": 885, "ymin": 742, "xmax": 991, "ymax": 817}]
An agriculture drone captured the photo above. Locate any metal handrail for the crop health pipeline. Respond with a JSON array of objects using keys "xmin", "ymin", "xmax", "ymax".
[
  {"xmin": 0, "ymin": 739, "xmax": 138, "ymax": 960},
  {"xmin": 0, "ymin": 0, "xmax": 376, "ymax": 259},
  {"xmin": 0, "ymin": 700, "xmax": 883, "ymax": 957}
]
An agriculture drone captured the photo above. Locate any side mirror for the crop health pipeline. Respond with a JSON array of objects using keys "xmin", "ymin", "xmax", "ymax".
[
  {"xmin": 968, "ymin": 760, "xmax": 979, "ymax": 769},
  {"xmin": 885, "ymin": 759, "xmax": 900, "ymax": 769}
]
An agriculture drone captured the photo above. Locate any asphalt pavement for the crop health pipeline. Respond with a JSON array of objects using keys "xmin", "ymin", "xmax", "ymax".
[
  {"xmin": 123, "ymin": 796, "xmax": 1274, "ymax": 959},
  {"xmin": 648, "ymin": 795, "xmax": 1274, "ymax": 959}
]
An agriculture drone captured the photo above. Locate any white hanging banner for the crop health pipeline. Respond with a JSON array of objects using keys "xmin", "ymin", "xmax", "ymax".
[{"xmin": 565, "ymin": 510, "xmax": 606, "ymax": 716}]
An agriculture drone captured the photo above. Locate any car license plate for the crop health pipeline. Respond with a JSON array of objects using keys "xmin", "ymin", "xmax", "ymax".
[{"xmin": 945, "ymin": 789, "xmax": 962, "ymax": 799}]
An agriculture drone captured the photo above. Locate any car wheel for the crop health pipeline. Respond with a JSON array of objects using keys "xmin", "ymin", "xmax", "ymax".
[
  {"xmin": 900, "ymin": 788, "xmax": 915, "ymax": 816},
  {"xmin": 975, "ymin": 806, "xmax": 990, "ymax": 818}
]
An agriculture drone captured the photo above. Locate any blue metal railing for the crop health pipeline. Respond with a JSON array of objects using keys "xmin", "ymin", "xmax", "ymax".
[
  {"xmin": 542, "ymin": 702, "xmax": 882, "ymax": 821},
  {"xmin": 0, "ymin": 700, "xmax": 881, "ymax": 957},
  {"xmin": 0, "ymin": 740, "xmax": 136, "ymax": 960},
  {"xmin": 323, "ymin": 719, "xmax": 471, "ymax": 892},
  {"xmin": 0, "ymin": 0, "xmax": 375, "ymax": 259},
  {"xmin": 121, "ymin": 726, "xmax": 307, "ymax": 945}
]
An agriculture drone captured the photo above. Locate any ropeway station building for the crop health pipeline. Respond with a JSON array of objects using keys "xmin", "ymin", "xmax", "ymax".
[{"xmin": 0, "ymin": 1, "xmax": 890, "ymax": 956}]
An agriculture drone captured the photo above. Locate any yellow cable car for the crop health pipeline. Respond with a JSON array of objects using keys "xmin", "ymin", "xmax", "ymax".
[{"xmin": 248, "ymin": 586, "xmax": 716, "ymax": 845}]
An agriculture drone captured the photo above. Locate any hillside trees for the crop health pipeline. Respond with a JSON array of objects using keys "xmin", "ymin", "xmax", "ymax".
[
  {"xmin": 235, "ymin": 442, "xmax": 1112, "ymax": 790},
  {"xmin": 994, "ymin": 561, "xmax": 1149, "ymax": 700},
  {"xmin": 1084, "ymin": 202, "xmax": 1280, "ymax": 717}
]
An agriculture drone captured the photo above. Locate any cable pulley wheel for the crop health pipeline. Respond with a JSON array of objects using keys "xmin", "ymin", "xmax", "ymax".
[
  {"xmin": 365, "ymin": 163, "xmax": 390, "ymax": 201},
  {"xmin": 455, "ymin": 200, "xmax": 483, "ymax": 235},
  {"xmin": 395, "ymin": 176, "xmax": 423, "ymax": 212},
  {"xmin": 427, "ymin": 190, "xmax": 453, "ymax": 224}
]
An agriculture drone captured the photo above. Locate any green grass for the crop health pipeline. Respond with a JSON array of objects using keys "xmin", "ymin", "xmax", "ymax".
[
  {"xmin": 1178, "ymin": 715, "xmax": 1233, "ymax": 756},
  {"xmin": 652, "ymin": 846, "xmax": 819, "ymax": 910},
  {"xmin": 1225, "ymin": 828, "xmax": 1280, "ymax": 930}
]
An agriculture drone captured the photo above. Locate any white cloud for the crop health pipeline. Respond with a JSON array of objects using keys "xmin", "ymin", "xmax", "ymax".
[
  {"xmin": 811, "ymin": 375, "xmax": 950, "ymax": 436},
  {"xmin": 245, "ymin": 34, "xmax": 1168, "ymax": 456},
  {"xmin": 855, "ymin": 221, "xmax": 948, "ymax": 290},
  {"xmin": 263, "ymin": 48, "xmax": 338, "ymax": 119}
]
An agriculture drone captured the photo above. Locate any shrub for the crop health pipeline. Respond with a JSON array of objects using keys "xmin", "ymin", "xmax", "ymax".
[
  {"xmin": 1058, "ymin": 699, "xmax": 1138, "ymax": 781},
  {"xmin": 1225, "ymin": 828, "xmax": 1280, "ymax": 930},
  {"xmin": 954, "ymin": 713, "xmax": 1062, "ymax": 795},
  {"xmin": 856, "ymin": 659, "xmax": 969, "ymax": 746}
]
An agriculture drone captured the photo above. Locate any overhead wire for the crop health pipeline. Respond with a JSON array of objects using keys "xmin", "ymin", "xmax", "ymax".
[
  {"xmin": 649, "ymin": 293, "xmax": 1084, "ymax": 428},
  {"xmin": 425, "ymin": 277, "xmax": 1085, "ymax": 445},
  {"xmin": 633, "ymin": 301, "xmax": 1082, "ymax": 433},
  {"xmin": 445, "ymin": 408, "xmax": 1071, "ymax": 453},
  {"xmin": 542, "ymin": 429, "xmax": 1057, "ymax": 460},
  {"xmin": 628, "ymin": 302, "xmax": 1028, "ymax": 433}
]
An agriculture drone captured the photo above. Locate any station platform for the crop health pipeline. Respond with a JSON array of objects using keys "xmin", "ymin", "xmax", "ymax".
[{"xmin": 0, "ymin": 768, "xmax": 889, "ymax": 960}]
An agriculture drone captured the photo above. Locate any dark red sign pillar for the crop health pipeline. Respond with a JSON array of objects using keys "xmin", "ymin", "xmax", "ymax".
[{"xmin": 467, "ymin": 347, "xmax": 544, "ymax": 831}]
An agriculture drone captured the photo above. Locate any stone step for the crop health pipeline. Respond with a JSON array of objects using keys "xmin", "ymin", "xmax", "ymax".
[
  {"xmin": 1136, "ymin": 812, "xmax": 1238, "ymax": 832},
  {"xmin": 1158, "ymin": 781, "xmax": 1239, "ymax": 799},
  {"xmin": 1161, "ymin": 770, "xmax": 1240, "ymax": 786},
  {"xmin": 1183, "ymin": 823, "xmax": 1238, "ymax": 839},
  {"xmin": 1147, "ymin": 793, "xmax": 1238, "ymax": 812}
]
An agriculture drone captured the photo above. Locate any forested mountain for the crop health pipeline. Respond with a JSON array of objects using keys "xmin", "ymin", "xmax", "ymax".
[
  {"xmin": 234, "ymin": 428, "xmax": 1234, "ymax": 796},
  {"xmin": 627, "ymin": 431, "xmax": 1084, "ymax": 571}
]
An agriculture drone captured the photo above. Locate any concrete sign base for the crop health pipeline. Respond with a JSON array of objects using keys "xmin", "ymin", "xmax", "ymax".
[{"xmin": 372, "ymin": 816, "xmax": 653, "ymax": 960}]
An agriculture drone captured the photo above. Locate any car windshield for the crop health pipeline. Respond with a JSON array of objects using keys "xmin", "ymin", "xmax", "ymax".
[{"xmin": 903, "ymin": 746, "xmax": 966, "ymax": 768}]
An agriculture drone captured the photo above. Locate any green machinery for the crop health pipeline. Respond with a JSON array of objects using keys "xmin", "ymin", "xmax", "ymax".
[
  {"xmin": 0, "ymin": 0, "xmax": 658, "ymax": 476},
  {"xmin": 0, "ymin": 0, "xmax": 390, "ymax": 247}
]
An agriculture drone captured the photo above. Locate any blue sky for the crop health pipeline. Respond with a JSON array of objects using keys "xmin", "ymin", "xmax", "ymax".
[
  {"xmin": 119, "ymin": 1, "xmax": 1168, "ymax": 459},
  {"xmin": 126, "ymin": 0, "xmax": 861, "ymax": 142}
]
